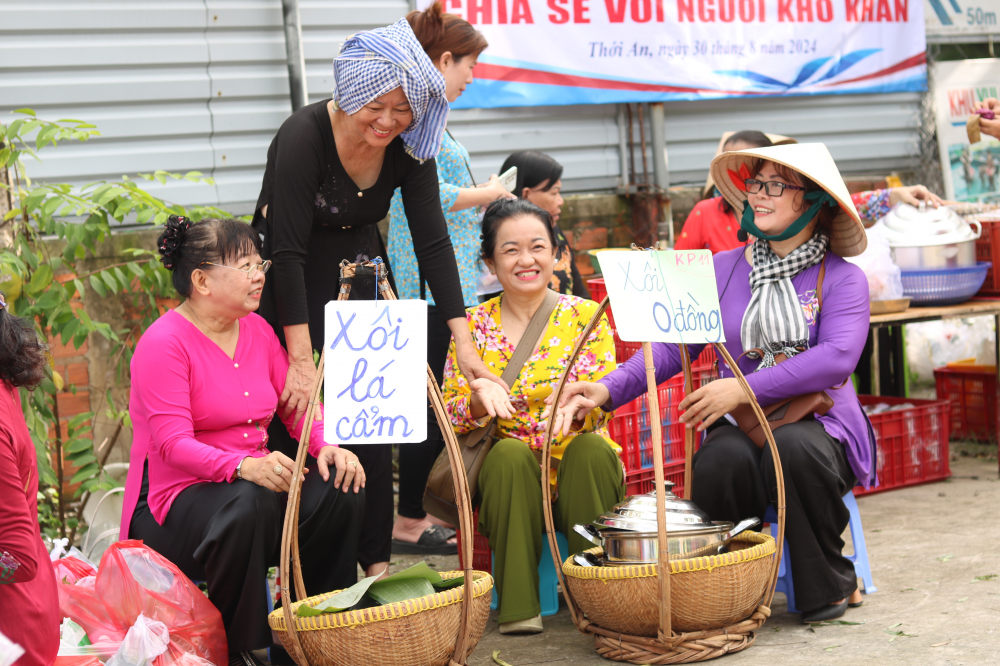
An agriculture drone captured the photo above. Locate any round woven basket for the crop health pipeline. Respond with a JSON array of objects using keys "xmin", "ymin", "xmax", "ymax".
[
  {"xmin": 539, "ymin": 287, "xmax": 788, "ymax": 664},
  {"xmin": 276, "ymin": 261, "xmax": 491, "ymax": 666},
  {"xmin": 268, "ymin": 571, "xmax": 494, "ymax": 666},
  {"xmin": 562, "ymin": 532, "xmax": 775, "ymax": 635}
]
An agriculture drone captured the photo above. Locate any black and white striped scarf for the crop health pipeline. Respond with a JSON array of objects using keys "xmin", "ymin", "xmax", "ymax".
[{"xmin": 741, "ymin": 232, "xmax": 829, "ymax": 370}]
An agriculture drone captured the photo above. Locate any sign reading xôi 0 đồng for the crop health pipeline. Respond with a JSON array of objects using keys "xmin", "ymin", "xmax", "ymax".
[
  {"xmin": 597, "ymin": 249, "xmax": 725, "ymax": 344},
  {"xmin": 416, "ymin": 0, "xmax": 926, "ymax": 108},
  {"xmin": 324, "ymin": 300, "xmax": 428, "ymax": 445}
]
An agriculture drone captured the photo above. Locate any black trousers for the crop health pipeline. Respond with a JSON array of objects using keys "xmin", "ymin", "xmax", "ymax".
[
  {"xmin": 130, "ymin": 466, "xmax": 364, "ymax": 652},
  {"xmin": 692, "ymin": 421, "xmax": 857, "ymax": 613},
  {"xmin": 266, "ymin": 425, "xmax": 392, "ymax": 571},
  {"xmin": 397, "ymin": 305, "xmax": 452, "ymax": 520}
]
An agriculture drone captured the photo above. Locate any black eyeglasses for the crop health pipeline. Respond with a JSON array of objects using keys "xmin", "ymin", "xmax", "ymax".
[
  {"xmin": 200, "ymin": 260, "xmax": 272, "ymax": 278},
  {"xmin": 744, "ymin": 178, "xmax": 806, "ymax": 197}
]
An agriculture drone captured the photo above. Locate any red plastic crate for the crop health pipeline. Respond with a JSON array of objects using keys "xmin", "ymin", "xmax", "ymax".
[
  {"xmin": 854, "ymin": 395, "xmax": 951, "ymax": 496},
  {"xmin": 607, "ymin": 368, "xmax": 717, "ymax": 472},
  {"xmin": 975, "ymin": 219, "xmax": 1000, "ymax": 296},
  {"xmin": 934, "ymin": 365, "xmax": 999, "ymax": 441},
  {"xmin": 625, "ymin": 461, "xmax": 686, "ymax": 498}
]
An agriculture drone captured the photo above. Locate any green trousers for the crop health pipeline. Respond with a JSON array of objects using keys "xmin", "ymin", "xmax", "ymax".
[{"xmin": 477, "ymin": 434, "xmax": 625, "ymax": 623}]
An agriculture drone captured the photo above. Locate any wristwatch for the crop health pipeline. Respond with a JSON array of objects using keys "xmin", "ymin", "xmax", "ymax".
[{"xmin": 235, "ymin": 457, "xmax": 247, "ymax": 480}]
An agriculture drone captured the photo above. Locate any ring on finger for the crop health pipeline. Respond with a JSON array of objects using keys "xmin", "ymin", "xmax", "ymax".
[
  {"xmin": 273, "ymin": 464, "xmax": 284, "ymax": 475},
  {"xmin": 349, "ymin": 461, "xmax": 357, "ymax": 468}
]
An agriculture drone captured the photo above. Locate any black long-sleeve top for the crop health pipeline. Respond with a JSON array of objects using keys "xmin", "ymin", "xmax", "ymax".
[{"xmin": 253, "ymin": 100, "xmax": 466, "ymax": 333}]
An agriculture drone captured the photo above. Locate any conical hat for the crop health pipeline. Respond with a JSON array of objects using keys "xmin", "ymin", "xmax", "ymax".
[
  {"xmin": 710, "ymin": 143, "xmax": 866, "ymax": 257},
  {"xmin": 702, "ymin": 132, "xmax": 797, "ymax": 198}
]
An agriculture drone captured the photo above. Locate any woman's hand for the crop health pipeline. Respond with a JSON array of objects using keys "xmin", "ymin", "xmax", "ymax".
[
  {"xmin": 544, "ymin": 381, "xmax": 611, "ymax": 438},
  {"xmin": 678, "ymin": 378, "xmax": 746, "ymax": 432},
  {"xmin": 316, "ymin": 446, "xmax": 365, "ymax": 492},
  {"xmin": 241, "ymin": 451, "xmax": 301, "ymax": 493},
  {"xmin": 888, "ymin": 185, "xmax": 945, "ymax": 209},
  {"xmin": 470, "ymin": 377, "xmax": 514, "ymax": 419},
  {"xmin": 480, "ymin": 174, "xmax": 516, "ymax": 202},
  {"xmin": 280, "ymin": 358, "xmax": 318, "ymax": 426},
  {"xmin": 449, "ymin": 175, "xmax": 516, "ymax": 212},
  {"xmin": 977, "ymin": 98, "xmax": 1000, "ymax": 139}
]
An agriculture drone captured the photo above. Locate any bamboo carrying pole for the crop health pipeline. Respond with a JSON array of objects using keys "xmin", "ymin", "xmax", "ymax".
[
  {"xmin": 541, "ymin": 248, "xmax": 789, "ymax": 661},
  {"xmin": 277, "ymin": 261, "xmax": 476, "ymax": 666}
]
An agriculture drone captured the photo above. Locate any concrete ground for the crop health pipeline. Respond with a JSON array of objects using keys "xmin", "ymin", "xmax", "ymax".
[{"xmin": 266, "ymin": 445, "xmax": 1000, "ymax": 665}]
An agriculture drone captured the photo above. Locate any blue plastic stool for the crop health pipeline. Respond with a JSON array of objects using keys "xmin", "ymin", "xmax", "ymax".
[
  {"xmin": 490, "ymin": 531, "xmax": 567, "ymax": 617},
  {"xmin": 764, "ymin": 490, "xmax": 876, "ymax": 614}
]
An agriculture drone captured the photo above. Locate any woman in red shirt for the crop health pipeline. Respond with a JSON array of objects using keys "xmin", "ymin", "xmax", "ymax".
[{"xmin": 0, "ymin": 293, "xmax": 60, "ymax": 664}]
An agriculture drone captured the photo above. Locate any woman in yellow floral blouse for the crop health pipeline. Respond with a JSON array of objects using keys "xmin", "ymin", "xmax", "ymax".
[{"xmin": 442, "ymin": 198, "xmax": 624, "ymax": 635}]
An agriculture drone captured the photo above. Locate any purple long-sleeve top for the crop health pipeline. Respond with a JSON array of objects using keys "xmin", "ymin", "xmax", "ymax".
[{"xmin": 598, "ymin": 246, "xmax": 877, "ymax": 488}]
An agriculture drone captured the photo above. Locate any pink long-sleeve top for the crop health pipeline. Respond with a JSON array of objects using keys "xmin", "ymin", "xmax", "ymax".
[{"xmin": 120, "ymin": 310, "xmax": 327, "ymax": 538}]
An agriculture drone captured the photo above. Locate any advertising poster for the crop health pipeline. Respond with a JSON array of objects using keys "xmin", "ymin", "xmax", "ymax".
[
  {"xmin": 932, "ymin": 58, "xmax": 1000, "ymax": 203},
  {"xmin": 417, "ymin": 0, "xmax": 927, "ymax": 108},
  {"xmin": 925, "ymin": 0, "xmax": 1000, "ymax": 39}
]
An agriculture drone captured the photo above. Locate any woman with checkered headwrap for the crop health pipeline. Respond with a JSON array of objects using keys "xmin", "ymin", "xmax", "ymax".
[{"xmin": 252, "ymin": 18, "xmax": 505, "ymax": 588}]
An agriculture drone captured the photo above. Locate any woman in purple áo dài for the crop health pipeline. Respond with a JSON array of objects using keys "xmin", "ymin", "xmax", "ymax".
[{"xmin": 552, "ymin": 143, "xmax": 876, "ymax": 625}]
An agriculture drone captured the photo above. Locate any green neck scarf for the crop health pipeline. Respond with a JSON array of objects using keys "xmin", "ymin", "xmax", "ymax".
[{"xmin": 740, "ymin": 190, "xmax": 837, "ymax": 242}]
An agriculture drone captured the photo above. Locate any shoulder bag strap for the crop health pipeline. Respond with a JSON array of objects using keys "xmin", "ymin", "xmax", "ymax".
[
  {"xmin": 474, "ymin": 290, "xmax": 559, "ymax": 435},
  {"xmin": 498, "ymin": 289, "xmax": 560, "ymax": 389},
  {"xmin": 816, "ymin": 252, "xmax": 827, "ymax": 313}
]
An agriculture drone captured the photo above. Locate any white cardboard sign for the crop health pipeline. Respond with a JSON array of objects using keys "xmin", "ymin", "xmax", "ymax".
[
  {"xmin": 323, "ymin": 300, "xmax": 428, "ymax": 445},
  {"xmin": 597, "ymin": 250, "xmax": 725, "ymax": 345}
]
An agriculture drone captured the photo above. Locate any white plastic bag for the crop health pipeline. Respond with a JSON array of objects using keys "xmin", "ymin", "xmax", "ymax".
[
  {"xmin": 906, "ymin": 317, "xmax": 997, "ymax": 383},
  {"xmin": 845, "ymin": 222, "xmax": 904, "ymax": 301},
  {"xmin": 105, "ymin": 614, "xmax": 169, "ymax": 666},
  {"xmin": 0, "ymin": 630, "xmax": 24, "ymax": 666}
]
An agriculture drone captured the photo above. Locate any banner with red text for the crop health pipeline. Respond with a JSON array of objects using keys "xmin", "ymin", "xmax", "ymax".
[{"xmin": 417, "ymin": 0, "xmax": 927, "ymax": 107}]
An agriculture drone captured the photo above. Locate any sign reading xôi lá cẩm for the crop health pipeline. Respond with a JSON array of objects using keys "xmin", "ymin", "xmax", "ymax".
[{"xmin": 323, "ymin": 300, "xmax": 428, "ymax": 445}]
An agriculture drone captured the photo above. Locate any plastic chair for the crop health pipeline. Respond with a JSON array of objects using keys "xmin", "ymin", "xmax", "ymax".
[
  {"xmin": 764, "ymin": 490, "xmax": 876, "ymax": 614},
  {"xmin": 490, "ymin": 531, "xmax": 567, "ymax": 617}
]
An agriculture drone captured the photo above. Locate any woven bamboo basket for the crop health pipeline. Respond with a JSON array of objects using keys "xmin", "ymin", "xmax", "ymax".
[
  {"xmin": 540, "ymin": 250, "xmax": 787, "ymax": 664},
  {"xmin": 273, "ymin": 261, "xmax": 491, "ymax": 666},
  {"xmin": 268, "ymin": 571, "xmax": 493, "ymax": 666},
  {"xmin": 562, "ymin": 533, "xmax": 775, "ymax": 635}
]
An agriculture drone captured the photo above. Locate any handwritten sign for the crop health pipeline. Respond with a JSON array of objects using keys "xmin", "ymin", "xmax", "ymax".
[
  {"xmin": 324, "ymin": 300, "xmax": 428, "ymax": 445},
  {"xmin": 596, "ymin": 250, "xmax": 725, "ymax": 345}
]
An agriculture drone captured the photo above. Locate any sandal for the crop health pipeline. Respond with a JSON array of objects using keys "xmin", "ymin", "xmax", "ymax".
[{"xmin": 391, "ymin": 524, "xmax": 457, "ymax": 555}]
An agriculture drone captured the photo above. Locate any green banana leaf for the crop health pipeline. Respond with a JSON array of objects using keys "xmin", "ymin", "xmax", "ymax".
[
  {"xmin": 367, "ymin": 577, "xmax": 436, "ymax": 605},
  {"xmin": 296, "ymin": 563, "xmax": 469, "ymax": 616},
  {"xmin": 297, "ymin": 572, "xmax": 382, "ymax": 616}
]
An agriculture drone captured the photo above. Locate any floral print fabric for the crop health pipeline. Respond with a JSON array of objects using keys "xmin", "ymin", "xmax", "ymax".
[
  {"xmin": 851, "ymin": 189, "xmax": 892, "ymax": 223},
  {"xmin": 442, "ymin": 293, "xmax": 620, "ymax": 480},
  {"xmin": 388, "ymin": 130, "xmax": 480, "ymax": 307}
]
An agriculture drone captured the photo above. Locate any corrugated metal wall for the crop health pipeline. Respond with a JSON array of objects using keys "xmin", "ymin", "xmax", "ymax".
[{"xmin": 1, "ymin": 1, "xmax": 922, "ymax": 215}]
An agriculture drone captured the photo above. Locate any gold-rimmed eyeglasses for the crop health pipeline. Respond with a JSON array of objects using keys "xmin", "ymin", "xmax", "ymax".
[{"xmin": 199, "ymin": 260, "xmax": 272, "ymax": 278}]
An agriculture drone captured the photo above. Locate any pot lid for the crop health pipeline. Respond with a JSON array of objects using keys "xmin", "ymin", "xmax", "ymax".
[
  {"xmin": 881, "ymin": 203, "xmax": 980, "ymax": 247},
  {"xmin": 592, "ymin": 481, "xmax": 715, "ymax": 533}
]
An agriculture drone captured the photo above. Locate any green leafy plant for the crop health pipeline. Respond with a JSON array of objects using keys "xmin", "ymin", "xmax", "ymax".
[{"xmin": 1, "ymin": 109, "xmax": 234, "ymax": 541}]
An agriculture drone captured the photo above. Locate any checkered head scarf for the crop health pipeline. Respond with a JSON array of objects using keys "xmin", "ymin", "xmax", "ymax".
[
  {"xmin": 333, "ymin": 19, "xmax": 449, "ymax": 162},
  {"xmin": 740, "ymin": 232, "xmax": 828, "ymax": 370}
]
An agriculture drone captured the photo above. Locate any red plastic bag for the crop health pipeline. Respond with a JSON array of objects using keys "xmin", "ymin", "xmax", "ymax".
[
  {"xmin": 53, "ymin": 555, "xmax": 98, "ymax": 585},
  {"xmin": 58, "ymin": 540, "xmax": 227, "ymax": 666}
]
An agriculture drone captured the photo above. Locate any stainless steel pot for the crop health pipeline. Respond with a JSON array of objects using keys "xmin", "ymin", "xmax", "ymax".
[
  {"xmin": 881, "ymin": 203, "xmax": 982, "ymax": 269},
  {"xmin": 573, "ymin": 518, "xmax": 760, "ymax": 564},
  {"xmin": 572, "ymin": 482, "xmax": 760, "ymax": 564}
]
